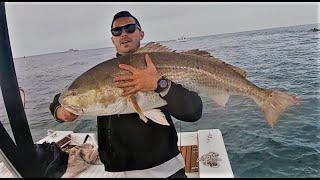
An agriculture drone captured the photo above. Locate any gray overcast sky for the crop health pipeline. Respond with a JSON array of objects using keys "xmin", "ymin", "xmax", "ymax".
[{"xmin": 4, "ymin": 2, "xmax": 319, "ymax": 58}]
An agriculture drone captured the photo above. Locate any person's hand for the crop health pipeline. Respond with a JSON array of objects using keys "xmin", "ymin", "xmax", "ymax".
[
  {"xmin": 114, "ymin": 54, "xmax": 161, "ymax": 96},
  {"xmin": 56, "ymin": 106, "xmax": 78, "ymax": 122}
]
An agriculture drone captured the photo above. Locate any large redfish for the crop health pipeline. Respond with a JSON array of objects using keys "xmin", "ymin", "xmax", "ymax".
[{"xmin": 59, "ymin": 42, "xmax": 300, "ymax": 128}]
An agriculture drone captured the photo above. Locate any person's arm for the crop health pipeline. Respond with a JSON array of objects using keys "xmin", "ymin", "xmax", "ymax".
[
  {"xmin": 49, "ymin": 93, "xmax": 78, "ymax": 122},
  {"xmin": 160, "ymin": 81, "xmax": 203, "ymax": 122}
]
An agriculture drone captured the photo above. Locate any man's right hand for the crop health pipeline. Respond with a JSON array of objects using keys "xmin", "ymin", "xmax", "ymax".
[{"xmin": 56, "ymin": 106, "xmax": 78, "ymax": 122}]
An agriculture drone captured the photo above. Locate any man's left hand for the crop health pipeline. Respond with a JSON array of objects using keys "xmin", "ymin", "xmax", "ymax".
[{"xmin": 114, "ymin": 54, "xmax": 161, "ymax": 96}]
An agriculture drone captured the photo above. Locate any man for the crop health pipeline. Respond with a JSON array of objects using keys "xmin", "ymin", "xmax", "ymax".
[{"xmin": 49, "ymin": 11, "xmax": 203, "ymax": 178}]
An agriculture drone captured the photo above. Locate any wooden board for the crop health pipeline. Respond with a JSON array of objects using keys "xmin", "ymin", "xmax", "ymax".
[
  {"xmin": 190, "ymin": 145, "xmax": 199, "ymax": 172},
  {"xmin": 185, "ymin": 146, "xmax": 192, "ymax": 172}
]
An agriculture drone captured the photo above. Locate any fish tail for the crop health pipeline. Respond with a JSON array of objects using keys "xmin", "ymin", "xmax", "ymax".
[{"xmin": 256, "ymin": 90, "xmax": 300, "ymax": 128}]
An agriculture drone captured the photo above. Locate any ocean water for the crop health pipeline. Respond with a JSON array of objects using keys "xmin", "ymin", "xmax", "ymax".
[{"xmin": 0, "ymin": 24, "xmax": 319, "ymax": 177}]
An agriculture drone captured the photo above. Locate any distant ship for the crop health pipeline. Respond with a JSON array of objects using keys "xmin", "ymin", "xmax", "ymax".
[
  {"xmin": 67, "ymin": 48, "xmax": 79, "ymax": 52},
  {"xmin": 309, "ymin": 25, "xmax": 320, "ymax": 32},
  {"xmin": 176, "ymin": 35, "xmax": 189, "ymax": 42}
]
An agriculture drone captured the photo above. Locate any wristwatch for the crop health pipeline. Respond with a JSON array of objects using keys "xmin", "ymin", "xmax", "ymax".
[{"xmin": 155, "ymin": 76, "xmax": 170, "ymax": 93}]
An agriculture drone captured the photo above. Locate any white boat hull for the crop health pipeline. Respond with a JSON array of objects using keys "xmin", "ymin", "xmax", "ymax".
[{"xmin": 0, "ymin": 129, "xmax": 234, "ymax": 178}]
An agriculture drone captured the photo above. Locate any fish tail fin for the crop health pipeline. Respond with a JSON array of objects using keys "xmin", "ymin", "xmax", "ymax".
[{"xmin": 256, "ymin": 90, "xmax": 300, "ymax": 128}]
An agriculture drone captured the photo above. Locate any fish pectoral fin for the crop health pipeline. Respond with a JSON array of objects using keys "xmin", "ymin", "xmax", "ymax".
[
  {"xmin": 127, "ymin": 95, "xmax": 170, "ymax": 126},
  {"xmin": 127, "ymin": 95, "xmax": 148, "ymax": 123},
  {"xmin": 144, "ymin": 109, "xmax": 170, "ymax": 126},
  {"xmin": 134, "ymin": 42, "xmax": 174, "ymax": 54},
  {"xmin": 211, "ymin": 92, "xmax": 230, "ymax": 107}
]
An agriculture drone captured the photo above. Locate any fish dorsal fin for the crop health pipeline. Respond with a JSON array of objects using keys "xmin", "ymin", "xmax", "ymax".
[
  {"xmin": 134, "ymin": 42, "xmax": 174, "ymax": 53},
  {"xmin": 181, "ymin": 49, "xmax": 212, "ymax": 58},
  {"xmin": 181, "ymin": 49, "xmax": 247, "ymax": 77}
]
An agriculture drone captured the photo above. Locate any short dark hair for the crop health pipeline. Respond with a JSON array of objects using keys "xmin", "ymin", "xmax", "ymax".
[{"xmin": 111, "ymin": 11, "xmax": 141, "ymax": 29}]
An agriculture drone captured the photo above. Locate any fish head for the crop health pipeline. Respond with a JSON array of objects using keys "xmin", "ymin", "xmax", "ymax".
[
  {"xmin": 59, "ymin": 83, "xmax": 125, "ymax": 115},
  {"xmin": 59, "ymin": 88, "xmax": 85, "ymax": 115}
]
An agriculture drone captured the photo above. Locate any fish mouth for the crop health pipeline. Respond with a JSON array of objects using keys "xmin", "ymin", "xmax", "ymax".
[{"xmin": 63, "ymin": 104, "xmax": 83, "ymax": 115}]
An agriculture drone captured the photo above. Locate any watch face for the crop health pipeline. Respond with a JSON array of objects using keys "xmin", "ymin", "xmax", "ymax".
[{"xmin": 159, "ymin": 79, "xmax": 168, "ymax": 88}]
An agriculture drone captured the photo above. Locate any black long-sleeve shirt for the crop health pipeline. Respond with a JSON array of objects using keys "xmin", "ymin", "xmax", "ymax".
[{"xmin": 96, "ymin": 81, "xmax": 202, "ymax": 172}]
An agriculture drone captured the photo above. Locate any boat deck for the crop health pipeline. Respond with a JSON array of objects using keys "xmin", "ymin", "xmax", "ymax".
[
  {"xmin": 0, "ymin": 129, "xmax": 233, "ymax": 178},
  {"xmin": 0, "ymin": 162, "xmax": 15, "ymax": 178}
]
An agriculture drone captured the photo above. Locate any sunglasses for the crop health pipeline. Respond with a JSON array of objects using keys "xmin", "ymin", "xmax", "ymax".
[{"xmin": 111, "ymin": 23, "xmax": 141, "ymax": 36}]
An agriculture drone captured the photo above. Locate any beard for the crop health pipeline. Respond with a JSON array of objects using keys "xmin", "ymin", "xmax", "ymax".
[{"xmin": 118, "ymin": 41, "xmax": 140, "ymax": 54}]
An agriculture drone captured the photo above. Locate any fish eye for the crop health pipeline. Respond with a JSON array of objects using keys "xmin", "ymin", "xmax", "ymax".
[{"xmin": 68, "ymin": 90, "xmax": 77, "ymax": 96}]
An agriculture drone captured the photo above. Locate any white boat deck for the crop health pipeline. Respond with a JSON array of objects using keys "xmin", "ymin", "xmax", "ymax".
[
  {"xmin": 197, "ymin": 130, "xmax": 234, "ymax": 178},
  {"xmin": 0, "ymin": 162, "xmax": 15, "ymax": 178},
  {"xmin": 0, "ymin": 129, "xmax": 233, "ymax": 178}
]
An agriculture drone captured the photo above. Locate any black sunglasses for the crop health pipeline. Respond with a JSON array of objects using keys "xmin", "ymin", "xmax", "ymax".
[{"xmin": 111, "ymin": 23, "xmax": 141, "ymax": 37}]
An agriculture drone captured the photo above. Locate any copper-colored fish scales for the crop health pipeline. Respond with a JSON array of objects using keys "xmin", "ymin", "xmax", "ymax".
[{"xmin": 59, "ymin": 43, "xmax": 300, "ymax": 128}]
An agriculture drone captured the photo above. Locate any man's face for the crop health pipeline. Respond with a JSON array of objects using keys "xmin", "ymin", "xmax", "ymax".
[{"xmin": 111, "ymin": 17, "xmax": 144, "ymax": 55}]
